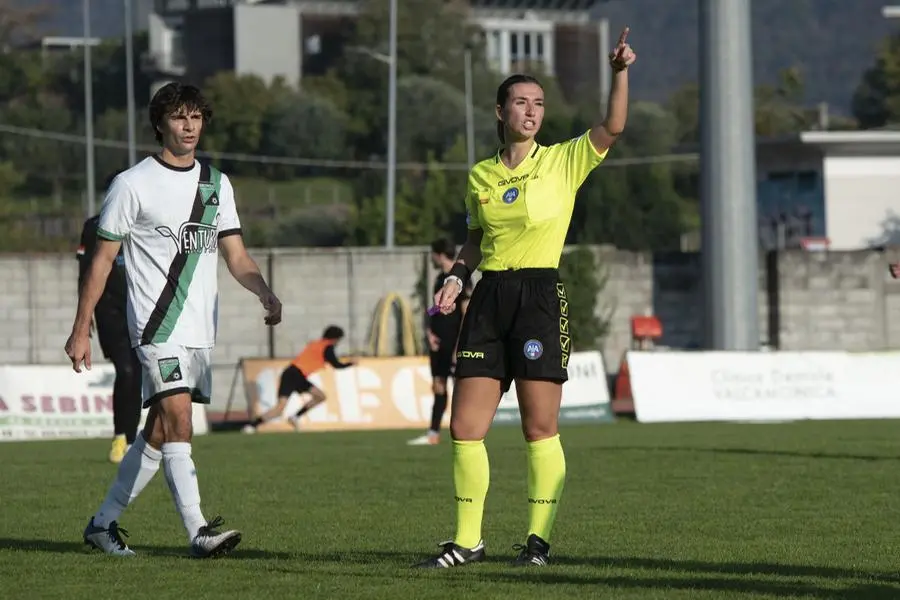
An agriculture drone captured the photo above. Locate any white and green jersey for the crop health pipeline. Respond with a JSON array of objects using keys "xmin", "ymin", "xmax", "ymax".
[{"xmin": 97, "ymin": 156, "xmax": 242, "ymax": 348}]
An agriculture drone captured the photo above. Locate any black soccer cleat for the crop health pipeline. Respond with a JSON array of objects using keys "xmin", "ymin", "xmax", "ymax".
[
  {"xmin": 512, "ymin": 533, "xmax": 551, "ymax": 567},
  {"xmin": 413, "ymin": 539, "xmax": 486, "ymax": 568}
]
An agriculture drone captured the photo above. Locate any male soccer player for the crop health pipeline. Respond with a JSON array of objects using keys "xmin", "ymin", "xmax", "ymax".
[
  {"xmin": 65, "ymin": 82, "xmax": 282, "ymax": 558},
  {"xmin": 407, "ymin": 238, "xmax": 470, "ymax": 446},
  {"xmin": 244, "ymin": 325, "xmax": 354, "ymax": 432},
  {"xmin": 77, "ymin": 170, "xmax": 142, "ymax": 464}
]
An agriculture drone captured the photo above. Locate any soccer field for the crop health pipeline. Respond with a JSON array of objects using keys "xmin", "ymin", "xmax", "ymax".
[{"xmin": 1, "ymin": 420, "xmax": 899, "ymax": 600}]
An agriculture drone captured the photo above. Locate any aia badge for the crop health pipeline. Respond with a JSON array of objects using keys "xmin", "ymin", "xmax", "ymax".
[
  {"xmin": 502, "ymin": 187, "xmax": 519, "ymax": 204},
  {"xmin": 523, "ymin": 339, "xmax": 543, "ymax": 360}
]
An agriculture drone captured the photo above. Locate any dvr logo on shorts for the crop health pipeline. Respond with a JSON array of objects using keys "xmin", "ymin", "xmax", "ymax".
[
  {"xmin": 523, "ymin": 339, "xmax": 543, "ymax": 360},
  {"xmin": 157, "ymin": 357, "xmax": 183, "ymax": 383}
]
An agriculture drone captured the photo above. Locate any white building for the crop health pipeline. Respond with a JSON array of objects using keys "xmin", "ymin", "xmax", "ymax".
[{"xmin": 757, "ymin": 131, "xmax": 900, "ymax": 251}]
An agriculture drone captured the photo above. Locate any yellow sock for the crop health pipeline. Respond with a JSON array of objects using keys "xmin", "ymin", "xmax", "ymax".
[
  {"xmin": 452, "ymin": 439, "xmax": 489, "ymax": 548},
  {"xmin": 527, "ymin": 434, "xmax": 566, "ymax": 542}
]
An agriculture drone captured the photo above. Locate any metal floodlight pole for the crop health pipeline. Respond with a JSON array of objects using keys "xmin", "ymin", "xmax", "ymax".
[
  {"xmin": 699, "ymin": 0, "xmax": 760, "ymax": 350},
  {"xmin": 598, "ymin": 17, "xmax": 610, "ymax": 114},
  {"xmin": 125, "ymin": 0, "xmax": 137, "ymax": 166},
  {"xmin": 83, "ymin": 0, "xmax": 96, "ymax": 217},
  {"xmin": 464, "ymin": 47, "xmax": 475, "ymax": 168},
  {"xmin": 385, "ymin": 0, "xmax": 398, "ymax": 249}
]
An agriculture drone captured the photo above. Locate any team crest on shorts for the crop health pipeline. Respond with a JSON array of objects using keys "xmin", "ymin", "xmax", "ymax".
[
  {"xmin": 523, "ymin": 339, "xmax": 543, "ymax": 360},
  {"xmin": 502, "ymin": 187, "xmax": 519, "ymax": 204},
  {"xmin": 158, "ymin": 357, "xmax": 183, "ymax": 383}
]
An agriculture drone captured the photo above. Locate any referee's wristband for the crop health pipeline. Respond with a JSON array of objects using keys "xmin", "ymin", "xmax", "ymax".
[
  {"xmin": 444, "ymin": 275, "xmax": 463, "ymax": 292},
  {"xmin": 449, "ymin": 262, "xmax": 471, "ymax": 286}
]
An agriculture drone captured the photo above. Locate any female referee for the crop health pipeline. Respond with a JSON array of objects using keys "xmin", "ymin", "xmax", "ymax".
[{"xmin": 415, "ymin": 27, "xmax": 636, "ymax": 569}]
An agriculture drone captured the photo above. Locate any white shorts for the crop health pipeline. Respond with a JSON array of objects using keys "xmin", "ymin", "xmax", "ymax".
[{"xmin": 135, "ymin": 343, "xmax": 213, "ymax": 409}]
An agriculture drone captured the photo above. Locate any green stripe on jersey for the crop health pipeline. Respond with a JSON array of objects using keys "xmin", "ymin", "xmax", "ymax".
[
  {"xmin": 97, "ymin": 228, "xmax": 124, "ymax": 241},
  {"xmin": 150, "ymin": 166, "xmax": 222, "ymax": 344}
]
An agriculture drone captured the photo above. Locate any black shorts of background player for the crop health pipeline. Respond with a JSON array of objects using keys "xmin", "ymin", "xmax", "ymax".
[
  {"xmin": 76, "ymin": 169, "xmax": 142, "ymax": 464},
  {"xmin": 407, "ymin": 238, "xmax": 472, "ymax": 446},
  {"xmin": 244, "ymin": 325, "xmax": 355, "ymax": 433}
]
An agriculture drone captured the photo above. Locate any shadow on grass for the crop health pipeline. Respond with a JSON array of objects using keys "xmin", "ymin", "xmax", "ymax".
[
  {"xmin": 265, "ymin": 550, "xmax": 900, "ymax": 599},
  {"xmin": 292, "ymin": 549, "xmax": 512, "ymax": 567},
  {"xmin": 551, "ymin": 555, "xmax": 900, "ymax": 584},
  {"xmin": 0, "ymin": 538, "xmax": 291, "ymax": 560},
  {"xmin": 607, "ymin": 445, "xmax": 900, "ymax": 463},
  {"xmin": 267, "ymin": 550, "xmax": 900, "ymax": 584},
  {"xmin": 7, "ymin": 540, "xmax": 898, "ymax": 598},
  {"xmin": 492, "ymin": 571, "xmax": 899, "ymax": 600}
]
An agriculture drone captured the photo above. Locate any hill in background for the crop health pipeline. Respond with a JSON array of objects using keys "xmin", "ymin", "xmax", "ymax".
[{"xmin": 22, "ymin": 0, "xmax": 900, "ymax": 115}]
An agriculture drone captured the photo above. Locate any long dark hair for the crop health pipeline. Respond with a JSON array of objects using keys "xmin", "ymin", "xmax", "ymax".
[{"xmin": 495, "ymin": 74, "xmax": 543, "ymax": 144}]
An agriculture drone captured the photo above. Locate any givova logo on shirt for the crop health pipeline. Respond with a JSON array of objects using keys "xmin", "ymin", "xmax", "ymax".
[{"xmin": 155, "ymin": 219, "xmax": 218, "ymax": 255}]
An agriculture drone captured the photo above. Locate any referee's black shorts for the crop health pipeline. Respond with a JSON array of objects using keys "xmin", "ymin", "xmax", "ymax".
[
  {"xmin": 453, "ymin": 268, "xmax": 570, "ymax": 391},
  {"xmin": 278, "ymin": 365, "xmax": 313, "ymax": 398}
]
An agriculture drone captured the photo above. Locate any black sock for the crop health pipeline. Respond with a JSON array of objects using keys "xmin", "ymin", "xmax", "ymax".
[
  {"xmin": 430, "ymin": 393, "xmax": 448, "ymax": 432},
  {"xmin": 252, "ymin": 417, "xmax": 264, "ymax": 427},
  {"xmin": 295, "ymin": 404, "xmax": 312, "ymax": 418}
]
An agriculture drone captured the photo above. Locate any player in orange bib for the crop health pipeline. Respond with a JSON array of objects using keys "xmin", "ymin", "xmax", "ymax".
[{"xmin": 244, "ymin": 325, "xmax": 354, "ymax": 432}]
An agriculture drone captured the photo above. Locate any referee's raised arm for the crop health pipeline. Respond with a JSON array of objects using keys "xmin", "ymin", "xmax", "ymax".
[{"xmin": 589, "ymin": 26, "xmax": 636, "ymax": 154}]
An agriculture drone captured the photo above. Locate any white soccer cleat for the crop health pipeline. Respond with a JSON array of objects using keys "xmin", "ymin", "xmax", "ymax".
[
  {"xmin": 83, "ymin": 517, "xmax": 136, "ymax": 557},
  {"xmin": 190, "ymin": 516, "xmax": 242, "ymax": 559},
  {"xmin": 407, "ymin": 432, "xmax": 440, "ymax": 446},
  {"xmin": 241, "ymin": 424, "xmax": 256, "ymax": 434}
]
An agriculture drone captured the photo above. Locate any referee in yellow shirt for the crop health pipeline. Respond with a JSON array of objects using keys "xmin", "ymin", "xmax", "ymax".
[{"xmin": 415, "ymin": 28, "xmax": 636, "ymax": 569}]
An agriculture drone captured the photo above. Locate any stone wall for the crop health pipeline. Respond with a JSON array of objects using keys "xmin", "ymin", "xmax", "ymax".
[{"xmin": 3, "ymin": 246, "xmax": 896, "ymax": 409}]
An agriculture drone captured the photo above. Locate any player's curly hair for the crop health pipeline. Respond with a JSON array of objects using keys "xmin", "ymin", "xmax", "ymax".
[{"xmin": 148, "ymin": 82, "xmax": 213, "ymax": 144}]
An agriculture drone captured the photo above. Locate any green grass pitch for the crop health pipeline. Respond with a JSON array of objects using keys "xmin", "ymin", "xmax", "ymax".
[{"xmin": 1, "ymin": 420, "xmax": 899, "ymax": 599}]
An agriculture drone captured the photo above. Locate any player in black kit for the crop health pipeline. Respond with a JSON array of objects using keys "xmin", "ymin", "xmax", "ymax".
[
  {"xmin": 76, "ymin": 170, "xmax": 142, "ymax": 463},
  {"xmin": 408, "ymin": 238, "xmax": 472, "ymax": 446}
]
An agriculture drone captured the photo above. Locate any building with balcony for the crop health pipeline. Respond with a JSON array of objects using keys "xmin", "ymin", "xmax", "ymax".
[{"xmin": 146, "ymin": 0, "xmax": 611, "ymax": 102}]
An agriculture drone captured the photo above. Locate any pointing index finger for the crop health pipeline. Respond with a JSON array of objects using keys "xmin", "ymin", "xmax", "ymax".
[{"xmin": 618, "ymin": 26, "xmax": 630, "ymax": 47}]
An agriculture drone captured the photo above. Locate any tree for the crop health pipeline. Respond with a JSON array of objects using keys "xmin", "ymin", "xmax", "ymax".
[
  {"xmin": 93, "ymin": 109, "xmax": 129, "ymax": 184},
  {"xmin": 0, "ymin": 49, "xmax": 44, "ymax": 104},
  {"xmin": 395, "ymin": 75, "xmax": 495, "ymax": 162},
  {"xmin": 47, "ymin": 33, "xmax": 152, "ymax": 118},
  {"xmin": 259, "ymin": 91, "xmax": 350, "ymax": 179},
  {"xmin": 200, "ymin": 73, "xmax": 292, "ymax": 175},
  {"xmin": 668, "ymin": 68, "xmax": 829, "ymax": 143},
  {"xmin": 853, "ymin": 32, "xmax": 900, "ymax": 129},
  {"xmin": 337, "ymin": 0, "xmax": 498, "ymax": 160},
  {"xmin": 0, "ymin": 0, "xmax": 52, "ymax": 50},
  {"xmin": 558, "ymin": 245, "xmax": 612, "ymax": 351},
  {"xmin": 573, "ymin": 102, "xmax": 691, "ymax": 251},
  {"xmin": 754, "ymin": 67, "xmax": 816, "ymax": 136},
  {"xmin": 1, "ymin": 93, "xmax": 81, "ymax": 199},
  {"xmin": 667, "ymin": 82, "xmax": 700, "ymax": 146},
  {"xmin": 352, "ymin": 134, "xmax": 471, "ymax": 247}
]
